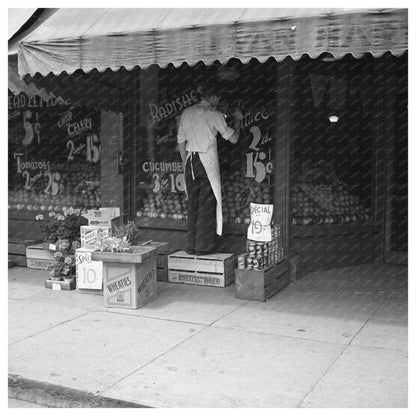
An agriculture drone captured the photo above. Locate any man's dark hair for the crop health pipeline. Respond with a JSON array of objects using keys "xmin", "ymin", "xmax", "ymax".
[{"xmin": 200, "ymin": 84, "xmax": 221, "ymax": 99}]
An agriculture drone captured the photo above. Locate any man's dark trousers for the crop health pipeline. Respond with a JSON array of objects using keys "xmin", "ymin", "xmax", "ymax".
[{"xmin": 185, "ymin": 152, "xmax": 216, "ymax": 254}]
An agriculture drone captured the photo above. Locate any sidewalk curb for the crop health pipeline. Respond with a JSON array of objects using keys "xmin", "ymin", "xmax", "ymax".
[{"xmin": 8, "ymin": 374, "xmax": 150, "ymax": 408}]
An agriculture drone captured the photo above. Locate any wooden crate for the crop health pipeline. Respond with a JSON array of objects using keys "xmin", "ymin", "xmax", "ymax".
[
  {"xmin": 8, "ymin": 239, "xmax": 42, "ymax": 267},
  {"xmin": 235, "ymin": 259, "xmax": 290, "ymax": 302},
  {"xmin": 45, "ymin": 279, "xmax": 76, "ymax": 291},
  {"xmin": 136, "ymin": 241, "xmax": 171, "ymax": 282},
  {"xmin": 168, "ymin": 251, "xmax": 237, "ymax": 287},
  {"xmin": 92, "ymin": 246, "xmax": 158, "ymax": 309},
  {"xmin": 26, "ymin": 245, "xmax": 56, "ymax": 270}
]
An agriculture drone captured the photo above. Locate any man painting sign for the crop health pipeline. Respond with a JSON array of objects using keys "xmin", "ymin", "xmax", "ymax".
[{"xmin": 177, "ymin": 85, "xmax": 242, "ymax": 255}]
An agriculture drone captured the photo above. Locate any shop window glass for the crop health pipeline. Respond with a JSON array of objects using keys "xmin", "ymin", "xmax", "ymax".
[
  {"xmin": 290, "ymin": 55, "xmax": 374, "ymax": 226},
  {"xmin": 8, "ymin": 92, "xmax": 101, "ymax": 212},
  {"xmin": 135, "ymin": 59, "xmax": 276, "ymax": 225}
]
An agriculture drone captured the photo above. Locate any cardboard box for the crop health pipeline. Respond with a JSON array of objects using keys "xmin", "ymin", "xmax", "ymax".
[
  {"xmin": 168, "ymin": 251, "xmax": 236, "ymax": 287},
  {"xmin": 82, "ymin": 207, "xmax": 121, "ymax": 227},
  {"xmin": 75, "ymin": 248, "xmax": 103, "ymax": 295},
  {"xmin": 80, "ymin": 226, "xmax": 111, "ymax": 249},
  {"xmin": 91, "ymin": 246, "xmax": 158, "ymax": 309},
  {"xmin": 26, "ymin": 245, "xmax": 56, "ymax": 270},
  {"xmin": 87, "ymin": 207, "xmax": 121, "ymax": 218}
]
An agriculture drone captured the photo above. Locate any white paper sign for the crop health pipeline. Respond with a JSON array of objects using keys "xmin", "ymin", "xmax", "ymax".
[
  {"xmin": 77, "ymin": 261, "xmax": 103, "ymax": 290},
  {"xmin": 52, "ymin": 283, "xmax": 61, "ymax": 291},
  {"xmin": 247, "ymin": 203, "xmax": 273, "ymax": 242}
]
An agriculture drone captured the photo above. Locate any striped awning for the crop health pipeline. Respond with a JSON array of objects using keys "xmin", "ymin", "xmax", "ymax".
[{"xmin": 18, "ymin": 8, "xmax": 408, "ymax": 77}]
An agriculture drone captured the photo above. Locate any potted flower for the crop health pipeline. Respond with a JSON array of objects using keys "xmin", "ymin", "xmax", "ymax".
[
  {"xmin": 47, "ymin": 250, "xmax": 76, "ymax": 282},
  {"xmin": 61, "ymin": 254, "xmax": 76, "ymax": 283},
  {"xmin": 36, "ymin": 207, "xmax": 88, "ymax": 250}
]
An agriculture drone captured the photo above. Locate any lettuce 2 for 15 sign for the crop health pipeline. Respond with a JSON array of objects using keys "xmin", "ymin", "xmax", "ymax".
[{"xmin": 240, "ymin": 107, "xmax": 274, "ymax": 184}]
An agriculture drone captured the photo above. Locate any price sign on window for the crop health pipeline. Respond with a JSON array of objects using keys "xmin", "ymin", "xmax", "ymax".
[{"xmin": 77, "ymin": 261, "xmax": 103, "ymax": 290}]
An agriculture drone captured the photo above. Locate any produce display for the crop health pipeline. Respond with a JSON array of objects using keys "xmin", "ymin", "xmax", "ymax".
[
  {"xmin": 136, "ymin": 189, "xmax": 188, "ymax": 220},
  {"xmin": 221, "ymin": 170, "xmax": 273, "ymax": 225},
  {"xmin": 8, "ymin": 161, "xmax": 101, "ymax": 212},
  {"xmin": 291, "ymin": 164, "xmax": 371, "ymax": 225},
  {"xmin": 136, "ymin": 168, "xmax": 273, "ymax": 224}
]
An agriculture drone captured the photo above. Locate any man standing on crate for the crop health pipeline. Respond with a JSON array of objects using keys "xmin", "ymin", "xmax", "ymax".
[{"xmin": 177, "ymin": 85, "xmax": 242, "ymax": 255}]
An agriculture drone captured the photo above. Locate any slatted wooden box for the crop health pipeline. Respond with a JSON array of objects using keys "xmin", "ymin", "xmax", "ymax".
[
  {"xmin": 235, "ymin": 259, "xmax": 290, "ymax": 302},
  {"xmin": 45, "ymin": 278, "xmax": 76, "ymax": 291},
  {"xmin": 168, "ymin": 251, "xmax": 237, "ymax": 287},
  {"xmin": 8, "ymin": 239, "xmax": 42, "ymax": 267},
  {"xmin": 26, "ymin": 245, "xmax": 56, "ymax": 270}
]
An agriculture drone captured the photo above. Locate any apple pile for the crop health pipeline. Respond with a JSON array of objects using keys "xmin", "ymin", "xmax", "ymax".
[
  {"xmin": 137, "ymin": 189, "xmax": 188, "ymax": 220},
  {"xmin": 221, "ymin": 170, "xmax": 273, "ymax": 224},
  {"xmin": 9, "ymin": 161, "xmax": 101, "ymax": 212},
  {"xmin": 291, "ymin": 182, "xmax": 371, "ymax": 225}
]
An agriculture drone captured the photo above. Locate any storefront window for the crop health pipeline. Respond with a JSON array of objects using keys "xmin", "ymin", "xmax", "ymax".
[
  {"xmin": 8, "ymin": 92, "xmax": 102, "ymax": 212},
  {"xmin": 135, "ymin": 59, "xmax": 276, "ymax": 226},
  {"xmin": 290, "ymin": 55, "xmax": 374, "ymax": 226}
]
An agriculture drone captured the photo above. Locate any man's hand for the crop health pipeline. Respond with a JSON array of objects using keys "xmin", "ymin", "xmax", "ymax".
[
  {"xmin": 228, "ymin": 109, "xmax": 242, "ymax": 144},
  {"xmin": 178, "ymin": 141, "xmax": 187, "ymax": 166},
  {"xmin": 232, "ymin": 108, "xmax": 244, "ymax": 123}
]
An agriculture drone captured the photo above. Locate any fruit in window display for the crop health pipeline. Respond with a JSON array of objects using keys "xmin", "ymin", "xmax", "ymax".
[
  {"xmin": 139, "ymin": 189, "xmax": 187, "ymax": 219},
  {"xmin": 291, "ymin": 176, "xmax": 370, "ymax": 225}
]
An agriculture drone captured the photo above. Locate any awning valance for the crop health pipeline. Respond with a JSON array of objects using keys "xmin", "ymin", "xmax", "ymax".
[{"xmin": 18, "ymin": 8, "xmax": 408, "ymax": 77}]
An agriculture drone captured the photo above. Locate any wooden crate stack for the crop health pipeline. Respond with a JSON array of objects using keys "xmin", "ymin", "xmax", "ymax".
[
  {"xmin": 25, "ymin": 244, "xmax": 56, "ymax": 270},
  {"xmin": 8, "ymin": 239, "xmax": 41, "ymax": 267}
]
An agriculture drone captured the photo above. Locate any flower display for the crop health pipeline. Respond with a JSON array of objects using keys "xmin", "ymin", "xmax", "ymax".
[
  {"xmin": 48, "ymin": 248, "xmax": 76, "ymax": 279},
  {"xmin": 97, "ymin": 236, "xmax": 133, "ymax": 253},
  {"xmin": 36, "ymin": 207, "xmax": 88, "ymax": 244}
]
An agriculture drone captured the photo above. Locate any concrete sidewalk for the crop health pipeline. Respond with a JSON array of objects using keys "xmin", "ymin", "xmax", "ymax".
[{"xmin": 8, "ymin": 263, "xmax": 408, "ymax": 408}]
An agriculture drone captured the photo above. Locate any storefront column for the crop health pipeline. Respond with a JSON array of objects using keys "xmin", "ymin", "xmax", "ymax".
[
  {"xmin": 100, "ymin": 110, "xmax": 124, "ymax": 210},
  {"xmin": 123, "ymin": 69, "xmax": 138, "ymax": 220},
  {"xmin": 275, "ymin": 58, "xmax": 292, "ymax": 256},
  {"xmin": 372, "ymin": 56, "xmax": 395, "ymax": 262},
  {"xmin": 377, "ymin": 55, "xmax": 407, "ymax": 264}
]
